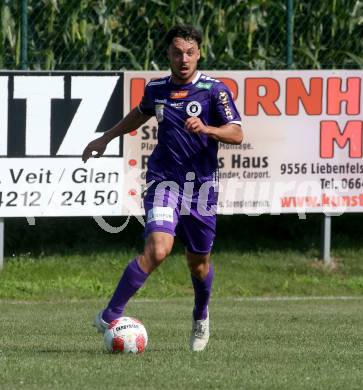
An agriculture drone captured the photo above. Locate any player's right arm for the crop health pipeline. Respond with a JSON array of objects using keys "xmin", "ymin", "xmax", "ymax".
[{"xmin": 82, "ymin": 107, "xmax": 151, "ymax": 163}]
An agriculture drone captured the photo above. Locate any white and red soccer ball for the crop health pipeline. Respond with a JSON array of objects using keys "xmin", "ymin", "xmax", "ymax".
[{"xmin": 104, "ymin": 317, "xmax": 148, "ymax": 354}]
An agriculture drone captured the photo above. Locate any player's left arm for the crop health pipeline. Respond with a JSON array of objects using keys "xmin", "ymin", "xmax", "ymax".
[{"xmin": 185, "ymin": 118, "xmax": 243, "ymax": 145}]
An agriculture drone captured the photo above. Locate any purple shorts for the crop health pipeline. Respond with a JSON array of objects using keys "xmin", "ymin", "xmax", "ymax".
[{"xmin": 143, "ymin": 181, "xmax": 217, "ymax": 254}]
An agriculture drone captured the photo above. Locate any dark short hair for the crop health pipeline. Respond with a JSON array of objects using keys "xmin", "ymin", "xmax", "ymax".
[{"xmin": 165, "ymin": 25, "xmax": 202, "ymax": 48}]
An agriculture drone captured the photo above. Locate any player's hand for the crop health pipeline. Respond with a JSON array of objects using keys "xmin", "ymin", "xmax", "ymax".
[
  {"xmin": 184, "ymin": 117, "xmax": 209, "ymax": 135},
  {"xmin": 82, "ymin": 136, "xmax": 108, "ymax": 163}
]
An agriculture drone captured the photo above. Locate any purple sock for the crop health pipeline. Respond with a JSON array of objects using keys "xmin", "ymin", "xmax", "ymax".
[
  {"xmin": 191, "ymin": 263, "xmax": 214, "ymax": 321},
  {"xmin": 102, "ymin": 258, "xmax": 148, "ymax": 323}
]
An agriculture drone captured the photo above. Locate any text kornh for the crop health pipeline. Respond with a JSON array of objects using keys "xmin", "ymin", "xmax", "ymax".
[{"xmin": 244, "ymin": 77, "xmax": 362, "ymax": 159}]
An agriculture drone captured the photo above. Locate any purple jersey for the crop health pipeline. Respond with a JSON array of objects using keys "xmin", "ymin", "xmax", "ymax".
[{"xmin": 138, "ymin": 72, "xmax": 241, "ymax": 186}]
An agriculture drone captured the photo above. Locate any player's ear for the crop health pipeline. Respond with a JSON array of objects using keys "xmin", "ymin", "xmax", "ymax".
[{"xmin": 197, "ymin": 48, "xmax": 201, "ymax": 60}]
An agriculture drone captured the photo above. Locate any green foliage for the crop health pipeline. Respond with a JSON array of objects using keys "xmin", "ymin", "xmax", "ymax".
[
  {"xmin": 0, "ymin": 0, "xmax": 362, "ymax": 70},
  {"xmin": 294, "ymin": 0, "xmax": 363, "ymax": 68},
  {"xmin": 0, "ymin": 0, "xmax": 18, "ymax": 68},
  {"xmin": 0, "ymin": 299, "xmax": 362, "ymax": 389}
]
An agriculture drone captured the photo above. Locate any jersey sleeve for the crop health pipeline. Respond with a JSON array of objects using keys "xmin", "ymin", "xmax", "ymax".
[
  {"xmin": 138, "ymin": 84, "xmax": 155, "ymax": 116},
  {"xmin": 211, "ymin": 83, "xmax": 241, "ymax": 126}
]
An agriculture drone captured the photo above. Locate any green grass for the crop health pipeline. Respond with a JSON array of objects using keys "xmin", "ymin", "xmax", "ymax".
[
  {"xmin": 1, "ymin": 220, "xmax": 362, "ymax": 389},
  {"xmin": 1, "ymin": 241, "xmax": 362, "ymax": 389},
  {"xmin": 0, "ymin": 298, "xmax": 362, "ymax": 389},
  {"xmin": 1, "ymin": 248, "xmax": 363, "ymax": 300}
]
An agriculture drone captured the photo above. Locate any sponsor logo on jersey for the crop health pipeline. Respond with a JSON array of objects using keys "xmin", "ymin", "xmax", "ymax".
[
  {"xmin": 186, "ymin": 101, "xmax": 202, "ymax": 117},
  {"xmin": 218, "ymin": 91, "xmax": 234, "ymax": 120},
  {"xmin": 155, "ymin": 98, "xmax": 167, "ymax": 104},
  {"xmin": 155, "ymin": 104, "xmax": 164, "ymax": 122},
  {"xmin": 170, "ymin": 90, "xmax": 189, "ymax": 99},
  {"xmin": 148, "ymin": 79, "xmax": 167, "ymax": 86},
  {"xmin": 196, "ymin": 81, "xmax": 213, "ymax": 90},
  {"xmin": 170, "ymin": 102, "xmax": 184, "ymax": 109},
  {"xmin": 200, "ymin": 75, "xmax": 220, "ymax": 83}
]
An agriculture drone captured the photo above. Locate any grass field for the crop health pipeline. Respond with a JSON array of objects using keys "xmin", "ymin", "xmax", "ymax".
[
  {"xmin": 0, "ymin": 298, "xmax": 362, "ymax": 389},
  {"xmin": 2, "ymin": 216, "xmax": 363, "ymax": 390}
]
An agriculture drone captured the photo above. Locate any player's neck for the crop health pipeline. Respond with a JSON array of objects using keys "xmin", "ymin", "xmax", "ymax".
[{"xmin": 170, "ymin": 70, "xmax": 198, "ymax": 85}]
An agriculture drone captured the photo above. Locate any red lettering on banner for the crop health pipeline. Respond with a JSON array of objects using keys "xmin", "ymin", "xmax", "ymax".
[
  {"xmin": 286, "ymin": 78, "xmax": 323, "ymax": 115},
  {"xmin": 327, "ymin": 77, "xmax": 361, "ymax": 115},
  {"xmin": 217, "ymin": 78, "xmax": 238, "ymax": 100},
  {"xmin": 130, "ymin": 78, "xmax": 146, "ymax": 134},
  {"xmin": 244, "ymin": 78, "xmax": 281, "ymax": 116},
  {"xmin": 130, "ymin": 78, "xmax": 146, "ymax": 110},
  {"xmin": 320, "ymin": 120, "xmax": 363, "ymax": 158}
]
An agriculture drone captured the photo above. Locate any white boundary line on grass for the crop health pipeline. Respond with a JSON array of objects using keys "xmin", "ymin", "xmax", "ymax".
[
  {"xmin": 134, "ymin": 296, "xmax": 363, "ymax": 303},
  {"xmin": 229, "ymin": 296, "xmax": 363, "ymax": 302},
  {"xmin": 0, "ymin": 296, "xmax": 362, "ymax": 305}
]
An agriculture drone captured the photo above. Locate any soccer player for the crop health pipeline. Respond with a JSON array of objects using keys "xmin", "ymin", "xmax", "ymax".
[{"xmin": 82, "ymin": 25, "xmax": 243, "ymax": 352}]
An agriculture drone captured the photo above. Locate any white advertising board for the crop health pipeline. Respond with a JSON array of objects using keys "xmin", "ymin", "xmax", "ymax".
[
  {"xmin": 0, "ymin": 73, "xmax": 124, "ymax": 217},
  {"xmin": 123, "ymin": 70, "xmax": 363, "ymax": 215},
  {"xmin": 1, "ymin": 71, "xmax": 362, "ymax": 217}
]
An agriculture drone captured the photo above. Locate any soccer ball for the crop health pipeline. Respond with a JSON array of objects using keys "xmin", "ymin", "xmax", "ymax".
[{"xmin": 104, "ymin": 317, "xmax": 148, "ymax": 354}]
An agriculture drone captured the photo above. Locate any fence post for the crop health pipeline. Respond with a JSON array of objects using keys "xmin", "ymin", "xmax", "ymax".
[
  {"xmin": 286, "ymin": 0, "xmax": 294, "ymax": 68},
  {"xmin": 320, "ymin": 215, "xmax": 332, "ymax": 264},
  {"xmin": 20, "ymin": 0, "xmax": 28, "ymax": 70},
  {"xmin": 286, "ymin": 1, "xmax": 332, "ymax": 263}
]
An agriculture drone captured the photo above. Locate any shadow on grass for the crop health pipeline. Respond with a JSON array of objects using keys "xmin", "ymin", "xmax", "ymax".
[
  {"xmin": 4, "ymin": 213, "xmax": 363, "ymax": 257},
  {"xmin": 146, "ymin": 347, "xmax": 185, "ymax": 353},
  {"xmin": 6, "ymin": 346, "xmax": 183, "ymax": 354},
  {"xmin": 0, "ymin": 344, "xmax": 105, "ymax": 354}
]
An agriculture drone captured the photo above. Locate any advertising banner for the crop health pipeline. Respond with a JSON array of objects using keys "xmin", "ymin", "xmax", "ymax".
[
  {"xmin": 123, "ymin": 70, "xmax": 363, "ymax": 215},
  {"xmin": 0, "ymin": 72, "xmax": 124, "ymax": 217},
  {"xmin": 1, "ymin": 71, "xmax": 362, "ymax": 217}
]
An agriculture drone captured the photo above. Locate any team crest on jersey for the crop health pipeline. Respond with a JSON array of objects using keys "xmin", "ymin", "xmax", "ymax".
[
  {"xmin": 170, "ymin": 90, "xmax": 189, "ymax": 99},
  {"xmin": 186, "ymin": 101, "xmax": 202, "ymax": 117},
  {"xmin": 155, "ymin": 104, "xmax": 164, "ymax": 122}
]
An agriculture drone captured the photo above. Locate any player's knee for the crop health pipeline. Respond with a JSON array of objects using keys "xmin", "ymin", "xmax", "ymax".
[
  {"xmin": 142, "ymin": 232, "xmax": 174, "ymax": 271},
  {"xmin": 144, "ymin": 241, "xmax": 171, "ymax": 269},
  {"xmin": 150, "ymin": 245, "xmax": 169, "ymax": 264},
  {"xmin": 187, "ymin": 253, "xmax": 210, "ymax": 279},
  {"xmin": 189, "ymin": 262, "xmax": 208, "ymax": 279}
]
